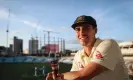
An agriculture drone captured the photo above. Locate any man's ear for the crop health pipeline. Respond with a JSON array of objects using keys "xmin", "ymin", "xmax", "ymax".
[{"xmin": 95, "ymin": 28, "xmax": 97, "ymax": 34}]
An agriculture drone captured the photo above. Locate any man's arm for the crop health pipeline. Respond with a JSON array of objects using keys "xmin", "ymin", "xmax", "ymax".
[{"xmin": 63, "ymin": 62, "xmax": 107, "ymax": 80}]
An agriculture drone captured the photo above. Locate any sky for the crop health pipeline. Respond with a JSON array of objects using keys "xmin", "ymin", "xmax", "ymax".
[{"xmin": 0, "ymin": 0, "xmax": 133, "ymax": 50}]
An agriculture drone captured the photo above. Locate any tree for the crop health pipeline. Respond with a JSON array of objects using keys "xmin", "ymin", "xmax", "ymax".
[{"xmin": 65, "ymin": 49, "xmax": 72, "ymax": 56}]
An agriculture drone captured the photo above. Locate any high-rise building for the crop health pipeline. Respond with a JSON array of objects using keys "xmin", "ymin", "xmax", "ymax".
[
  {"xmin": 13, "ymin": 36, "xmax": 23, "ymax": 55},
  {"xmin": 29, "ymin": 38, "xmax": 38, "ymax": 54},
  {"xmin": 0, "ymin": 46, "xmax": 6, "ymax": 56},
  {"xmin": 8, "ymin": 44, "xmax": 14, "ymax": 56}
]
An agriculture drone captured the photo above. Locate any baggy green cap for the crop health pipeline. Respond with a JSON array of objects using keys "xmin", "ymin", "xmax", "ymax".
[{"xmin": 71, "ymin": 15, "xmax": 97, "ymax": 29}]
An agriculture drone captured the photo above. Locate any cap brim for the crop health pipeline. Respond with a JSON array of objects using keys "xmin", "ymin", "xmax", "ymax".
[{"xmin": 71, "ymin": 22, "xmax": 89, "ymax": 29}]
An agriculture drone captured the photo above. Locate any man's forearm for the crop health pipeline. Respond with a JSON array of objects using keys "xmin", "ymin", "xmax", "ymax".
[
  {"xmin": 63, "ymin": 71, "xmax": 91, "ymax": 80},
  {"xmin": 62, "ymin": 62, "xmax": 106, "ymax": 80},
  {"xmin": 63, "ymin": 71, "xmax": 81, "ymax": 80}
]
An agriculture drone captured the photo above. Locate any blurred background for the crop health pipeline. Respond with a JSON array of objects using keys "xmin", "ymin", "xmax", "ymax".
[{"xmin": 0, "ymin": 0, "xmax": 133, "ymax": 80}]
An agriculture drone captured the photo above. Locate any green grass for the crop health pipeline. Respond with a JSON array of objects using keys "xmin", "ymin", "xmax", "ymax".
[{"xmin": 0, "ymin": 63, "xmax": 72, "ymax": 80}]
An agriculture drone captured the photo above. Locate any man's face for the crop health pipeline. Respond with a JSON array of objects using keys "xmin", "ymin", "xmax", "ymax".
[{"xmin": 75, "ymin": 24, "xmax": 97, "ymax": 47}]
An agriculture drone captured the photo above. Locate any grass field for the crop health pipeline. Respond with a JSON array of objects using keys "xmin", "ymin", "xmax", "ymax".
[{"xmin": 0, "ymin": 62, "xmax": 72, "ymax": 80}]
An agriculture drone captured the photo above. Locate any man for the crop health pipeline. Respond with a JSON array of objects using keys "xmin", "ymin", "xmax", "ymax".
[{"xmin": 46, "ymin": 15, "xmax": 129, "ymax": 80}]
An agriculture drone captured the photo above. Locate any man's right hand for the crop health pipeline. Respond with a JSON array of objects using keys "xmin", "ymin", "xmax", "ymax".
[{"xmin": 45, "ymin": 72, "xmax": 64, "ymax": 80}]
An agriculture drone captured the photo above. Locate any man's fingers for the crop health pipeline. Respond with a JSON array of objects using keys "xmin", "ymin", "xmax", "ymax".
[
  {"xmin": 52, "ymin": 72, "xmax": 56, "ymax": 79},
  {"xmin": 52, "ymin": 72, "xmax": 64, "ymax": 80},
  {"xmin": 46, "ymin": 72, "xmax": 63, "ymax": 80},
  {"xmin": 46, "ymin": 72, "xmax": 52, "ymax": 80},
  {"xmin": 57, "ymin": 73, "xmax": 64, "ymax": 79}
]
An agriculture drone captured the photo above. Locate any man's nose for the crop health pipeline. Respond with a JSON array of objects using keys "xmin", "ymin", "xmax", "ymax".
[{"xmin": 80, "ymin": 28, "xmax": 85, "ymax": 34}]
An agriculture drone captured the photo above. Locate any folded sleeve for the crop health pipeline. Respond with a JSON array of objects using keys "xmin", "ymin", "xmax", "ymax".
[
  {"xmin": 70, "ymin": 59, "xmax": 79, "ymax": 71},
  {"xmin": 90, "ymin": 39, "xmax": 120, "ymax": 71}
]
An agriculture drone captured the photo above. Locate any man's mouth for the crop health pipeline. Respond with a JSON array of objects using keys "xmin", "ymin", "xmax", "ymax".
[{"xmin": 80, "ymin": 37, "xmax": 88, "ymax": 40}]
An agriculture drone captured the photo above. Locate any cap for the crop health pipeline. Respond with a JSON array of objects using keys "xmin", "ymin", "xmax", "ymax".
[{"xmin": 71, "ymin": 15, "xmax": 97, "ymax": 29}]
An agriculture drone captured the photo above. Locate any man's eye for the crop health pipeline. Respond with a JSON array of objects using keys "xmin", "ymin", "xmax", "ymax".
[{"xmin": 75, "ymin": 28, "xmax": 80, "ymax": 31}]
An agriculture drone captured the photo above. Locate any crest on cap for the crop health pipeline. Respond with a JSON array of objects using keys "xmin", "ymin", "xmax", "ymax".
[{"xmin": 76, "ymin": 16, "xmax": 85, "ymax": 23}]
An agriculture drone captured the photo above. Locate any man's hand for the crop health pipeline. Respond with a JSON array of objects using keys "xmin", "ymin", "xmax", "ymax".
[{"xmin": 45, "ymin": 72, "xmax": 64, "ymax": 80}]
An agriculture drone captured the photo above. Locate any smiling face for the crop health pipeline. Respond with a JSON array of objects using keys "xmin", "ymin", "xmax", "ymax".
[{"xmin": 75, "ymin": 23, "xmax": 97, "ymax": 47}]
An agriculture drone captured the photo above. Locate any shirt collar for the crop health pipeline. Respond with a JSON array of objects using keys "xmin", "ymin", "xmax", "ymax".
[{"xmin": 80, "ymin": 38, "xmax": 102, "ymax": 57}]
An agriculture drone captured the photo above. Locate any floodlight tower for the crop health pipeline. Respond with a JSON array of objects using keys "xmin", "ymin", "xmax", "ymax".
[{"xmin": 6, "ymin": 9, "xmax": 10, "ymax": 55}]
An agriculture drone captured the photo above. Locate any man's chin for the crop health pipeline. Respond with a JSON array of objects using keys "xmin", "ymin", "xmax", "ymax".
[
  {"xmin": 80, "ymin": 42, "xmax": 88, "ymax": 46},
  {"xmin": 80, "ymin": 42, "xmax": 92, "ymax": 47}
]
